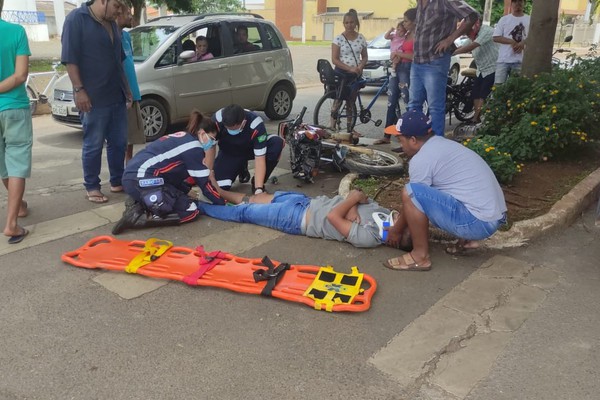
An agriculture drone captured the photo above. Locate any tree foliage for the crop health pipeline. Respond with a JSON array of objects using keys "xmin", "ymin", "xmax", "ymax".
[
  {"xmin": 590, "ymin": 0, "xmax": 600, "ymax": 24},
  {"xmin": 150, "ymin": 0, "xmax": 243, "ymax": 14},
  {"xmin": 464, "ymin": 0, "xmax": 532, "ymax": 24}
]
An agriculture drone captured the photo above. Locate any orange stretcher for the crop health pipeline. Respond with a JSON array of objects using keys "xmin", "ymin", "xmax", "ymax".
[{"xmin": 61, "ymin": 236, "xmax": 377, "ymax": 312}]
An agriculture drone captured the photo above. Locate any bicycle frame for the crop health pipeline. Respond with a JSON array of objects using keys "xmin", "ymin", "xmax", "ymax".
[{"xmin": 316, "ymin": 61, "xmax": 399, "ymax": 131}]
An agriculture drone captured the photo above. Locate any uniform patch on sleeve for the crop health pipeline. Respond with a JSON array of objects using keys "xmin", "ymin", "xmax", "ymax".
[{"xmin": 257, "ymin": 134, "xmax": 268, "ymax": 143}]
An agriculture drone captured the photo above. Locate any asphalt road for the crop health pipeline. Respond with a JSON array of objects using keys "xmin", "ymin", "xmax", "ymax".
[{"xmin": 2, "ymin": 40, "xmax": 598, "ymax": 400}]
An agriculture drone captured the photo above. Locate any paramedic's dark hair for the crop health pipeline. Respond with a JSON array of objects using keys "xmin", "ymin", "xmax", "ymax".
[
  {"xmin": 187, "ymin": 110, "xmax": 217, "ymax": 135},
  {"xmin": 221, "ymin": 104, "xmax": 246, "ymax": 127}
]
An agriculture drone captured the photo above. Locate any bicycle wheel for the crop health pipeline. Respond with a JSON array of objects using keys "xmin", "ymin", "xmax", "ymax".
[
  {"xmin": 313, "ymin": 90, "xmax": 357, "ymax": 132},
  {"xmin": 343, "ymin": 148, "xmax": 404, "ymax": 176},
  {"xmin": 26, "ymin": 85, "xmax": 37, "ymax": 115},
  {"xmin": 453, "ymin": 91, "xmax": 475, "ymax": 122}
]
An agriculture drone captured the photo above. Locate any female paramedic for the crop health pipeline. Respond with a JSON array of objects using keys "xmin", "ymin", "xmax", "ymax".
[{"xmin": 112, "ymin": 110, "xmax": 224, "ymax": 234}]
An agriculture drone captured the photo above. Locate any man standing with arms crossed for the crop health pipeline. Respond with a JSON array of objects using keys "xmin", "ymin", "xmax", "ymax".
[
  {"xmin": 493, "ymin": 0, "xmax": 529, "ymax": 84},
  {"xmin": 62, "ymin": 0, "xmax": 131, "ymax": 203},
  {"xmin": 0, "ymin": 0, "xmax": 33, "ymax": 244},
  {"xmin": 409, "ymin": 0, "xmax": 479, "ymax": 137}
]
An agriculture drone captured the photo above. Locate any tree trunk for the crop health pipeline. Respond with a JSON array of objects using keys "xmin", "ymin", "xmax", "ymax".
[
  {"xmin": 521, "ymin": 0, "xmax": 560, "ymax": 77},
  {"xmin": 130, "ymin": 0, "xmax": 145, "ymax": 26}
]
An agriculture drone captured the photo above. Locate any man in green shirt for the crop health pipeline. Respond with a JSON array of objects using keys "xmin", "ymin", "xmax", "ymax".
[{"xmin": 0, "ymin": 1, "xmax": 33, "ymax": 244}]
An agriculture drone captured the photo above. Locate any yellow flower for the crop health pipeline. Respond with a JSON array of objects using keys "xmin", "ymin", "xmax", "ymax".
[
  {"xmin": 491, "ymin": 86, "xmax": 496, "ymax": 91},
  {"xmin": 531, "ymin": 121, "xmax": 538, "ymax": 126},
  {"xmin": 545, "ymin": 127, "xmax": 550, "ymax": 132},
  {"xmin": 541, "ymin": 104, "xmax": 546, "ymax": 109}
]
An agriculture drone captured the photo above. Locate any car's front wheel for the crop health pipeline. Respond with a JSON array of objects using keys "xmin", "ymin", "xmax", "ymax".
[
  {"xmin": 140, "ymin": 98, "xmax": 168, "ymax": 141},
  {"xmin": 264, "ymin": 83, "xmax": 293, "ymax": 120}
]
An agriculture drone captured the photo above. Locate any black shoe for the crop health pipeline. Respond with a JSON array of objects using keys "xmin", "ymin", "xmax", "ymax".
[
  {"xmin": 112, "ymin": 203, "xmax": 145, "ymax": 235},
  {"xmin": 238, "ymin": 166, "xmax": 251, "ymax": 184}
]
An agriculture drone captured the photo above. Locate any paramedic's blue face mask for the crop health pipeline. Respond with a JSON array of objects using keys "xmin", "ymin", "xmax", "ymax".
[
  {"xmin": 199, "ymin": 131, "xmax": 216, "ymax": 151},
  {"xmin": 226, "ymin": 120, "xmax": 246, "ymax": 136}
]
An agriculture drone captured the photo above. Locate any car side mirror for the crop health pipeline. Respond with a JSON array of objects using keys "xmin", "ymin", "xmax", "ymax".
[{"xmin": 177, "ymin": 50, "xmax": 196, "ymax": 65}]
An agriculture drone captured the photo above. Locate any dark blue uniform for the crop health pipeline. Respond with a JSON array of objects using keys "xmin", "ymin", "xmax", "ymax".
[
  {"xmin": 213, "ymin": 108, "xmax": 284, "ymax": 190},
  {"xmin": 123, "ymin": 131, "xmax": 224, "ymax": 222}
]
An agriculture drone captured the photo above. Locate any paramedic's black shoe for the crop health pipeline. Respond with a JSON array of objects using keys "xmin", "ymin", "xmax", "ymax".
[
  {"xmin": 112, "ymin": 203, "xmax": 145, "ymax": 235},
  {"xmin": 238, "ymin": 165, "xmax": 251, "ymax": 183},
  {"xmin": 112, "ymin": 205, "xmax": 180, "ymax": 235}
]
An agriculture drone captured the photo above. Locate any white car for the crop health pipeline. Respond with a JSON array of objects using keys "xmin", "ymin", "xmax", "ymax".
[{"xmin": 363, "ymin": 32, "xmax": 462, "ymax": 85}]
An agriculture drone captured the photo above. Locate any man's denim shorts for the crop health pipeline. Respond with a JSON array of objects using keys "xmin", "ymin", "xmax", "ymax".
[
  {"xmin": 405, "ymin": 182, "xmax": 505, "ymax": 240},
  {"xmin": 0, "ymin": 108, "xmax": 33, "ymax": 179}
]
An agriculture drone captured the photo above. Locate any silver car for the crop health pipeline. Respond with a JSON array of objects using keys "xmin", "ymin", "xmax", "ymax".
[
  {"xmin": 363, "ymin": 32, "xmax": 462, "ymax": 85},
  {"xmin": 51, "ymin": 14, "xmax": 296, "ymax": 141}
]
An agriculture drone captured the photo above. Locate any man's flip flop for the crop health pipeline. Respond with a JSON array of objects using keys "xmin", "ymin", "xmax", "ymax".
[
  {"xmin": 86, "ymin": 192, "xmax": 109, "ymax": 203},
  {"xmin": 8, "ymin": 228, "xmax": 29, "ymax": 245},
  {"xmin": 383, "ymin": 252, "xmax": 431, "ymax": 271}
]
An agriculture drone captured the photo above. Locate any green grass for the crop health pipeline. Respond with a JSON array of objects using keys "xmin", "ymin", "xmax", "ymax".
[
  {"xmin": 351, "ymin": 177, "xmax": 382, "ymax": 199},
  {"xmin": 29, "ymin": 59, "xmax": 65, "ymax": 73}
]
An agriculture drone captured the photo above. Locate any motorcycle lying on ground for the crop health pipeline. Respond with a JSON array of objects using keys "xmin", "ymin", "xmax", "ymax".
[{"xmin": 278, "ymin": 107, "xmax": 404, "ymax": 183}]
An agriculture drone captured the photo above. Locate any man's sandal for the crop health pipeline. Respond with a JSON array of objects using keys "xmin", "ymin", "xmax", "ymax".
[
  {"xmin": 383, "ymin": 252, "xmax": 432, "ymax": 271},
  {"xmin": 86, "ymin": 191, "xmax": 109, "ymax": 204}
]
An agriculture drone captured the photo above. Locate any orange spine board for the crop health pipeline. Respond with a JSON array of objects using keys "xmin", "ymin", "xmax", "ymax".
[{"xmin": 61, "ymin": 236, "xmax": 377, "ymax": 312}]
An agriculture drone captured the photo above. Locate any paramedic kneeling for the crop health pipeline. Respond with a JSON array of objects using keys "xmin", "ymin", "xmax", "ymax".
[
  {"xmin": 112, "ymin": 111, "xmax": 224, "ymax": 234},
  {"xmin": 212, "ymin": 104, "xmax": 284, "ymax": 194}
]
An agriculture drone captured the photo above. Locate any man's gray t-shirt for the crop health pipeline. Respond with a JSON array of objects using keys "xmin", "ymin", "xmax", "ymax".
[
  {"xmin": 305, "ymin": 195, "xmax": 389, "ymax": 248},
  {"xmin": 409, "ymin": 136, "xmax": 506, "ymax": 221}
]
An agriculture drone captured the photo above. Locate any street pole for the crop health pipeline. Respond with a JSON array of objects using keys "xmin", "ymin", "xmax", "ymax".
[{"xmin": 301, "ymin": 0, "xmax": 306, "ymax": 43}]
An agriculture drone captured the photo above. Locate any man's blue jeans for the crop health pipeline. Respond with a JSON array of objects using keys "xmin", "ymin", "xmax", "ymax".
[
  {"xmin": 405, "ymin": 183, "xmax": 505, "ymax": 240},
  {"xmin": 80, "ymin": 102, "xmax": 127, "ymax": 191},
  {"xmin": 408, "ymin": 53, "xmax": 451, "ymax": 136},
  {"xmin": 197, "ymin": 191, "xmax": 310, "ymax": 235}
]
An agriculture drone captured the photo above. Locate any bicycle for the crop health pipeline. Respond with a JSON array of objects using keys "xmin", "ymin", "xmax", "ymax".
[
  {"xmin": 279, "ymin": 106, "xmax": 404, "ymax": 183},
  {"xmin": 313, "ymin": 59, "xmax": 403, "ymax": 133},
  {"xmin": 445, "ymin": 67, "xmax": 476, "ymax": 125},
  {"xmin": 25, "ymin": 61, "xmax": 63, "ymax": 115}
]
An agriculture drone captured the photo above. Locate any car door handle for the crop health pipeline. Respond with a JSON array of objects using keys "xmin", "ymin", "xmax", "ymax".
[
  {"xmin": 264, "ymin": 57, "xmax": 273, "ymax": 62},
  {"xmin": 219, "ymin": 64, "xmax": 229, "ymax": 69}
]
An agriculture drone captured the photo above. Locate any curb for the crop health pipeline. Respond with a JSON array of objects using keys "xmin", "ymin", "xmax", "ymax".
[{"xmin": 338, "ymin": 166, "xmax": 600, "ymax": 249}]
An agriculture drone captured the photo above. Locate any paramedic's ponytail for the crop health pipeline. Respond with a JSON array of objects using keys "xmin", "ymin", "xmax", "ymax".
[{"xmin": 187, "ymin": 110, "xmax": 217, "ymax": 135}]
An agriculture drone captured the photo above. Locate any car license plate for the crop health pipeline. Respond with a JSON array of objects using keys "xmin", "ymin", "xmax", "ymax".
[
  {"xmin": 362, "ymin": 70, "xmax": 371, "ymax": 78},
  {"xmin": 52, "ymin": 104, "xmax": 68, "ymax": 117}
]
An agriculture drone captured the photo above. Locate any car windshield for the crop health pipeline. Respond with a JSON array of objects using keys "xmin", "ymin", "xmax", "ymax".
[
  {"xmin": 368, "ymin": 34, "xmax": 390, "ymax": 49},
  {"xmin": 129, "ymin": 25, "xmax": 178, "ymax": 62}
]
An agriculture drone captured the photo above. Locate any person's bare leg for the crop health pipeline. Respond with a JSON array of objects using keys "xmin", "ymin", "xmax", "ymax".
[
  {"xmin": 125, "ymin": 144, "xmax": 134, "ymax": 164},
  {"xmin": 472, "ymin": 98, "xmax": 484, "ymax": 123},
  {"xmin": 3, "ymin": 177, "xmax": 26, "ymax": 237},
  {"xmin": 401, "ymin": 187, "xmax": 430, "ymax": 262},
  {"xmin": 2, "ymin": 178, "xmax": 27, "ymax": 217}
]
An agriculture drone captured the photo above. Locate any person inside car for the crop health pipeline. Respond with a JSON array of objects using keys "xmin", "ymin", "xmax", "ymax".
[{"xmin": 234, "ymin": 25, "xmax": 259, "ymax": 53}]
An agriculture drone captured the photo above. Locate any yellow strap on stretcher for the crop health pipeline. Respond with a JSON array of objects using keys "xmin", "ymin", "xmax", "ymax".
[
  {"xmin": 125, "ymin": 238, "xmax": 173, "ymax": 274},
  {"xmin": 302, "ymin": 266, "xmax": 365, "ymax": 312}
]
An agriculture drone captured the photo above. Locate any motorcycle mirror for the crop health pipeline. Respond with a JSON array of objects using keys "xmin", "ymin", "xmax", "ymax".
[{"xmin": 564, "ymin": 35, "xmax": 573, "ymax": 43}]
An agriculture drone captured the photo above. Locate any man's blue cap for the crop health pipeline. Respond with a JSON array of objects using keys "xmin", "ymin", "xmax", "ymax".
[{"xmin": 384, "ymin": 110, "xmax": 432, "ymax": 137}]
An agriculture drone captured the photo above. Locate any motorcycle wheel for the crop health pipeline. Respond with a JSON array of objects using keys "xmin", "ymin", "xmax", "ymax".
[{"xmin": 343, "ymin": 149, "xmax": 404, "ymax": 176}]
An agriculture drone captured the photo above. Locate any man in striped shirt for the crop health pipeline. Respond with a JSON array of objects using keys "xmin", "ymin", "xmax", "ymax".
[
  {"xmin": 409, "ymin": 0, "xmax": 479, "ymax": 136},
  {"xmin": 453, "ymin": 18, "xmax": 499, "ymax": 123}
]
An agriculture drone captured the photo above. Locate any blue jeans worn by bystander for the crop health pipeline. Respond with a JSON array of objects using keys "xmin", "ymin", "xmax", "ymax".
[
  {"xmin": 408, "ymin": 53, "xmax": 451, "ymax": 136},
  {"xmin": 494, "ymin": 62, "xmax": 522, "ymax": 84},
  {"xmin": 197, "ymin": 191, "xmax": 310, "ymax": 235},
  {"xmin": 80, "ymin": 102, "xmax": 127, "ymax": 191},
  {"xmin": 385, "ymin": 62, "xmax": 412, "ymax": 134},
  {"xmin": 405, "ymin": 182, "xmax": 505, "ymax": 240}
]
